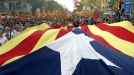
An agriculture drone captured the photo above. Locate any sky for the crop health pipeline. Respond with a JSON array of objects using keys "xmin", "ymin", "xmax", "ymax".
[{"xmin": 54, "ymin": 0, "xmax": 74, "ymax": 11}]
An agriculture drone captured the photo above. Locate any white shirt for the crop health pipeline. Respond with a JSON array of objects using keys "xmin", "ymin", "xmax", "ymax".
[
  {"xmin": 13, "ymin": 30, "xmax": 18, "ymax": 36},
  {"xmin": 16, "ymin": 32, "xmax": 20, "ymax": 35},
  {"xmin": 68, "ymin": 23, "xmax": 73, "ymax": 27},
  {"xmin": 13, "ymin": 30, "xmax": 20, "ymax": 36},
  {"xmin": 3, "ymin": 32, "xmax": 15, "ymax": 40},
  {"xmin": 21, "ymin": 26, "xmax": 24, "ymax": 30},
  {"xmin": 49, "ymin": 21, "xmax": 52, "ymax": 26},
  {"xmin": 0, "ymin": 36, "xmax": 8, "ymax": 45}
]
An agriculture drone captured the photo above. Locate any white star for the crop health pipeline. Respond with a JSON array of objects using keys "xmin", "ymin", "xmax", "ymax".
[{"xmin": 47, "ymin": 32, "xmax": 120, "ymax": 75}]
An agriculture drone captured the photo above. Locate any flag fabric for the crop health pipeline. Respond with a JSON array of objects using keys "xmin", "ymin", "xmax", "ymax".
[
  {"xmin": 52, "ymin": 21, "xmax": 134, "ymax": 57},
  {"xmin": 0, "ymin": 21, "xmax": 134, "ymax": 75},
  {"xmin": 0, "ymin": 12, "xmax": 3, "ymax": 23},
  {"xmin": 0, "ymin": 21, "xmax": 134, "ymax": 65},
  {"xmin": 20, "ymin": 14, "xmax": 26, "ymax": 21},
  {"xmin": 50, "ymin": 21, "xmax": 134, "ymax": 57},
  {"xmin": 13, "ymin": 13, "xmax": 16, "ymax": 19},
  {"xmin": 30, "ymin": 12, "xmax": 34, "ymax": 19},
  {"xmin": 93, "ymin": 12, "xmax": 100, "ymax": 20},
  {"xmin": 90, "ymin": 8, "xmax": 95, "ymax": 14},
  {"xmin": 0, "ymin": 16, "xmax": 3, "ymax": 23},
  {"xmin": 0, "ymin": 21, "xmax": 134, "ymax": 62},
  {"xmin": 73, "ymin": 0, "xmax": 81, "ymax": 6},
  {"xmin": 0, "ymin": 28, "xmax": 134, "ymax": 75}
]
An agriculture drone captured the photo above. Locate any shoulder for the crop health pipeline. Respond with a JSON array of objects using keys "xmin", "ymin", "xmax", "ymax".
[
  {"xmin": 3, "ymin": 36, "xmax": 7, "ymax": 39},
  {"xmin": 3, "ymin": 33, "xmax": 6, "ymax": 35},
  {"xmin": 13, "ymin": 30, "xmax": 17, "ymax": 32},
  {"xmin": 10, "ymin": 32, "xmax": 15, "ymax": 36},
  {"xmin": 18, "ymin": 32, "xmax": 20, "ymax": 34},
  {"xmin": 2, "ymin": 36, "xmax": 7, "ymax": 40},
  {"xmin": 11, "ymin": 32, "xmax": 14, "ymax": 34}
]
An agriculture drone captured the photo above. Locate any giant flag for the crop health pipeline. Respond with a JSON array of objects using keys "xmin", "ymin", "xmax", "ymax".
[
  {"xmin": 0, "ymin": 28, "xmax": 134, "ymax": 75},
  {"xmin": 0, "ymin": 21, "xmax": 134, "ymax": 66}
]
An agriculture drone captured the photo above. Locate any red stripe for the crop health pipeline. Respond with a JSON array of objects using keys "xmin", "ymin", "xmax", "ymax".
[
  {"xmin": 96, "ymin": 23, "xmax": 134, "ymax": 43},
  {"xmin": 80, "ymin": 25, "xmax": 121, "ymax": 52},
  {"xmin": 52, "ymin": 24, "xmax": 61, "ymax": 29},
  {"xmin": 67, "ymin": 26, "xmax": 73, "ymax": 32},
  {"xmin": 55, "ymin": 29, "xmax": 69, "ymax": 40},
  {"xmin": 80, "ymin": 25, "xmax": 91, "ymax": 35},
  {"xmin": 0, "ymin": 30, "xmax": 47, "ymax": 66}
]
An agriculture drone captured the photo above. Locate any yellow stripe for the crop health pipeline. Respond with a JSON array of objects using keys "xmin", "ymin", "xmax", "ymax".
[
  {"xmin": 107, "ymin": 21, "xmax": 134, "ymax": 33},
  {"xmin": 37, "ymin": 23, "xmax": 50, "ymax": 29},
  {"xmin": 31, "ymin": 29, "xmax": 60, "ymax": 52},
  {"xmin": 88, "ymin": 25, "xmax": 134, "ymax": 57},
  {"xmin": 2, "ymin": 55, "xmax": 24, "ymax": 66}
]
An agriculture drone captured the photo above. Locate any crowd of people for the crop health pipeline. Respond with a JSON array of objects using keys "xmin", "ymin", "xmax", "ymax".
[
  {"xmin": 0, "ymin": 14, "xmax": 134, "ymax": 46},
  {"xmin": 0, "ymin": 18, "xmax": 43, "ymax": 46}
]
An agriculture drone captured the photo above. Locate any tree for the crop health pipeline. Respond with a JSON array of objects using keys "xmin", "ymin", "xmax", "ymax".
[
  {"xmin": 7, "ymin": 0, "xmax": 64, "ymax": 12},
  {"xmin": 43, "ymin": 0, "xmax": 64, "ymax": 12},
  {"xmin": 74, "ymin": 0, "xmax": 97, "ymax": 11},
  {"xmin": 107, "ymin": 0, "xmax": 118, "ymax": 12},
  {"xmin": 74, "ymin": 3, "xmax": 84, "ymax": 11}
]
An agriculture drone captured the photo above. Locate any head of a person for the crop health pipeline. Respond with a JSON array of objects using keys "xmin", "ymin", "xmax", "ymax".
[
  {"xmin": 5, "ymin": 27, "xmax": 10, "ymax": 33},
  {"xmin": 74, "ymin": 17, "xmax": 77, "ymax": 22},
  {"xmin": 0, "ymin": 23, "xmax": 2, "ymax": 25},
  {"xmin": 24, "ymin": 23, "xmax": 29, "ymax": 29},
  {"xmin": 34, "ymin": 22, "xmax": 37, "ymax": 26},
  {"xmin": 18, "ymin": 26, "xmax": 22, "ymax": 32},
  {"xmin": 82, "ymin": 17, "xmax": 85, "ymax": 22},
  {"xmin": 15, "ymin": 25, "xmax": 20, "ymax": 31},
  {"xmin": 65, "ymin": 20, "xmax": 69, "ymax": 25},
  {"xmin": 14, "ymin": 24, "xmax": 18, "ymax": 29},
  {"xmin": 69, "ymin": 20, "xmax": 72, "ymax": 23},
  {"xmin": 58, "ymin": 19, "xmax": 61, "ymax": 23}
]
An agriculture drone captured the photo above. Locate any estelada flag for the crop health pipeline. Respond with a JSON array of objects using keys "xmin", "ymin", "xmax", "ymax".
[
  {"xmin": 93, "ymin": 12, "xmax": 100, "ymax": 20},
  {"xmin": 0, "ymin": 27, "xmax": 134, "ymax": 75},
  {"xmin": 21, "ymin": 14, "xmax": 26, "ymax": 21},
  {"xmin": 30, "ymin": 12, "xmax": 34, "ymax": 19},
  {"xmin": 0, "ymin": 16, "xmax": 3, "ymax": 23},
  {"xmin": 0, "ymin": 21, "xmax": 134, "ymax": 58}
]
